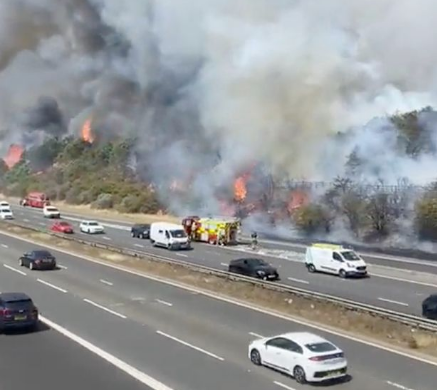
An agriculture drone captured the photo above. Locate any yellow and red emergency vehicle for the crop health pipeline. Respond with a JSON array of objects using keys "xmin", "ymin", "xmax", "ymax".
[{"xmin": 182, "ymin": 216, "xmax": 240, "ymax": 245}]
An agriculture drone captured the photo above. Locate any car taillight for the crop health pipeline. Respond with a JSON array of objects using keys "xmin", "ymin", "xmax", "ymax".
[
  {"xmin": 309, "ymin": 352, "xmax": 344, "ymax": 361},
  {"xmin": 0, "ymin": 308, "xmax": 11, "ymax": 316}
]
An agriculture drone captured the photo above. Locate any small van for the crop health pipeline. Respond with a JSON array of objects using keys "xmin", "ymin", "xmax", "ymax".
[
  {"xmin": 150, "ymin": 222, "xmax": 191, "ymax": 250},
  {"xmin": 305, "ymin": 243, "xmax": 367, "ymax": 278}
]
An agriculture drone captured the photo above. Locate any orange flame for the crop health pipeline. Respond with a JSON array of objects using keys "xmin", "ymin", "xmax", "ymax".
[
  {"xmin": 81, "ymin": 117, "xmax": 94, "ymax": 143},
  {"xmin": 3, "ymin": 144, "xmax": 24, "ymax": 169},
  {"xmin": 287, "ymin": 190, "xmax": 309, "ymax": 214},
  {"xmin": 234, "ymin": 176, "xmax": 247, "ymax": 201}
]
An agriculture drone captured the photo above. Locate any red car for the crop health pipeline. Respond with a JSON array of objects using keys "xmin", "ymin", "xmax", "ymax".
[{"xmin": 51, "ymin": 221, "xmax": 74, "ymax": 234}]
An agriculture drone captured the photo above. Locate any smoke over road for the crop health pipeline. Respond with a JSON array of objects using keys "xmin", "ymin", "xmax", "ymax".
[{"xmin": 1, "ymin": 0, "xmax": 437, "ymax": 210}]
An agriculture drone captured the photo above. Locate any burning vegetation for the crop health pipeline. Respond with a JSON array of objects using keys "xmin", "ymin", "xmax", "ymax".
[
  {"xmin": 81, "ymin": 117, "xmax": 94, "ymax": 144},
  {"xmin": 3, "ymin": 144, "xmax": 24, "ymax": 169}
]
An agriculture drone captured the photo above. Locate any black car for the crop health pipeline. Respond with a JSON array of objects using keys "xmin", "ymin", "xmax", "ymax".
[
  {"xmin": 228, "ymin": 258, "xmax": 279, "ymax": 280},
  {"xmin": 131, "ymin": 224, "xmax": 151, "ymax": 239},
  {"xmin": 0, "ymin": 293, "xmax": 39, "ymax": 332},
  {"xmin": 422, "ymin": 294, "xmax": 437, "ymax": 320},
  {"xmin": 19, "ymin": 250, "xmax": 57, "ymax": 270}
]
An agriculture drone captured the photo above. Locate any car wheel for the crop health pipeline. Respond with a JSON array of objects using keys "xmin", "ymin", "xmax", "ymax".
[
  {"xmin": 339, "ymin": 269, "xmax": 347, "ymax": 278},
  {"xmin": 131, "ymin": 232, "xmax": 135, "ymax": 237},
  {"xmin": 293, "ymin": 366, "xmax": 307, "ymax": 384},
  {"xmin": 250, "ymin": 349, "xmax": 262, "ymax": 365},
  {"xmin": 19, "ymin": 258, "xmax": 23, "ymax": 266},
  {"xmin": 29, "ymin": 262, "xmax": 34, "ymax": 270},
  {"xmin": 308, "ymin": 264, "xmax": 316, "ymax": 273},
  {"xmin": 140, "ymin": 233, "xmax": 144, "ymax": 239}
]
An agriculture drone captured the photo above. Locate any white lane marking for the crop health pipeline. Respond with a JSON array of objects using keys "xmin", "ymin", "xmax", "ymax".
[
  {"xmin": 1, "ymin": 244, "xmax": 8, "ymax": 248},
  {"xmin": 100, "ymin": 279, "xmax": 113, "ymax": 286},
  {"xmin": 371, "ymin": 273, "xmax": 437, "ymax": 288},
  {"xmin": 287, "ymin": 277, "xmax": 309, "ymax": 284},
  {"xmin": 386, "ymin": 381, "xmax": 415, "ymax": 390},
  {"xmin": 103, "ymin": 236, "xmax": 112, "ymax": 241},
  {"xmin": 4, "ymin": 264, "xmax": 26, "ymax": 276},
  {"xmin": 57, "ymin": 264, "xmax": 68, "ymax": 269},
  {"xmin": 156, "ymin": 331, "xmax": 224, "ymax": 361},
  {"xmin": 5, "ymin": 230, "xmax": 437, "ymax": 368},
  {"xmin": 23, "ymin": 218, "xmax": 30, "ymax": 222},
  {"xmin": 37, "ymin": 279, "xmax": 68, "ymax": 293},
  {"xmin": 377, "ymin": 298, "xmax": 409, "ymax": 307},
  {"xmin": 249, "ymin": 332, "xmax": 264, "ymax": 338},
  {"xmin": 155, "ymin": 299, "xmax": 173, "ymax": 307},
  {"xmin": 83, "ymin": 298, "xmax": 126, "ymax": 319},
  {"xmin": 134, "ymin": 244, "xmax": 144, "ymax": 248},
  {"xmin": 274, "ymin": 381, "xmax": 296, "ymax": 390},
  {"xmin": 175, "ymin": 253, "xmax": 187, "ymax": 257},
  {"xmin": 39, "ymin": 315, "xmax": 174, "ymax": 390},
  {"xmin": 221, "ymin": 263, "xmax": 228, "ymax": 267}
]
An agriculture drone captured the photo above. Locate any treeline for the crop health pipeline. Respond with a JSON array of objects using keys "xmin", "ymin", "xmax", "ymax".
[{"xmin": 0, "ymin": 137, "xmax": 162, "ymax": 214}]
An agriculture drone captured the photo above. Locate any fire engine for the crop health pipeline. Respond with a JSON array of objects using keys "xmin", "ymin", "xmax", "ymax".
[
  {"xmin": 182, "ymin": 216, "xmax": 241, "ymax": 245},
  {"xmin": 21, "ymin": 192, "xmax": 50, "ymax": 208}
]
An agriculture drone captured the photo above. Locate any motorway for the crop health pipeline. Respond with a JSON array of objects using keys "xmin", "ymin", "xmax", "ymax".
[
  {"xmin": 0, "ymin": 231, "xmax": 434, "ymax": 390},
  {"xmin": 5, "ymin": 204, "xmax": 437, "ymax": 316},
  {"xmin": 0, "ymin": 321, "xmax": 152, "ymax": 390}
]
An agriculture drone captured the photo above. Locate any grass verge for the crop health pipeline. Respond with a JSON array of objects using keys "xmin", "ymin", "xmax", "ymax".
[{"xmin": 1, "ymin": 221, "xmax": 437, "ymax": 360}]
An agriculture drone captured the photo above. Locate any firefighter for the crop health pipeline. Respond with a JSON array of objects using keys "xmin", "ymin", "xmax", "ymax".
[
  {"xmin": 251, "ymin": 231, "xmax": 258, "ymax": 250},
  {"xmin": 218, "ymin": 230, "xmax": 226, "ymax": 246}
]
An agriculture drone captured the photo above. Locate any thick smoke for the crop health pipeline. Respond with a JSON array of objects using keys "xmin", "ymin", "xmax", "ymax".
[{"xmin": 1, "ymin": 0, "xmax": 437, "ymax": 211}]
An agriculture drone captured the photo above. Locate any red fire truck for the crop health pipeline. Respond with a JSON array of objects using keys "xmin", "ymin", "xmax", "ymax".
[{"xmin": 21, "ymin": 192, "xmax": 50, "ymax": 208}]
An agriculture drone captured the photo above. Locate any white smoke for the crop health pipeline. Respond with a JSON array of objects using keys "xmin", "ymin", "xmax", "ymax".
[{"xmin": 1, "ymin": 0, "xmax": 437, "ymax": 198}]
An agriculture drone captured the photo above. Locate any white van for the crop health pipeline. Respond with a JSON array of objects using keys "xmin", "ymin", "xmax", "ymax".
[
  {"xmin": 305, "ymin": 243, "xmax": 367, "ymax": 278},
  {"xmin": 150, "ymin": 222, "xmax": 191, "ymax": 250}
]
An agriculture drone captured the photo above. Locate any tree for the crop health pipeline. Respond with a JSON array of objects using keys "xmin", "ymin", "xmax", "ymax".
[
  {"xmin": 341, "ymin": 190, "xmax": 367, "ymax": 237},
  {"xmin": 365, "ymin": 193, "xmax": 393, "ymax": 236},
  {"xmin": 293, "ymin": 204, "xmax": 331, "ymax": 235},
  {"xmin": 415, "ymin": 189, "xmax": 437, "ymax": 241}
]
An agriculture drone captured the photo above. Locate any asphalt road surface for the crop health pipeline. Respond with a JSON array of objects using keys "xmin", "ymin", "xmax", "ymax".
[
  {"xmin": 0, "ymin": 322, "xmax": 153, "ymax": 390},
  {"xmin": 0, "ymin": 234, "xmax": 434, "ymax": 390},
  {"xmin": 5, "ymin": 205, "xmax": 437, "ymax": 316}
]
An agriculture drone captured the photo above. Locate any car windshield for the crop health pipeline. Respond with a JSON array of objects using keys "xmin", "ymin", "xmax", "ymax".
[
  {"xmin": 88, "ymin": 222, "xmax": 99, "ymax": 226},
  {"xmin": 5, "ymin": 299, "xmax": 32, "ymax": 308},
  {"xmin": 341, "ymin": 251, "xmax": 361, "ymax": 261},
  {"xmin": 170, "ymin": 229, "xmax": 186, "ymax": 238},
  {"xmin": 59, "ymin": 222, "xmax": 70, "ymax": 226},
  {"xmin": 248, "ymin": 259, "xmax": 268, "ymax": 266},
  {"xmin": 305, "ymin": 342, "xmax": 337, "ymax": 353},
  {"xmin": 136, "ymin": 224, "xmax": 150, "ymax": 229},
  {"xmin": 46, "ymin": 207, "xmax": 58, "ymax": 211},
  {"xmin": 33, "ymin": 250, "xmax": 52, "ymax": 258}
]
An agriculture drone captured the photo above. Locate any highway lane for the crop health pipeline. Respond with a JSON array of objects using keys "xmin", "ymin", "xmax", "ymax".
[
  {"xmin": 0, "ymin": 321, "xmax": 153, "ymax": 390},
  {"xmin": 0, "ymin": 238, "xmax": 435, "ymax": 390},
  {"xmin": 11, "ymin": 202, "xmax": 437, "ymax": 274},
  {"xmin": 4, "ymin": 208, "xmax": 437, "ymax": 315}
]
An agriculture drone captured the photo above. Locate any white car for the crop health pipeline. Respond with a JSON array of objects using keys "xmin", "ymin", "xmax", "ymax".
[
  {"xmin": 43, "ymin": 206, "xmax": 61, "ymax": 218},
  {"xmin": 0, "ymin": 208, "xmax": 13, "ymax": 220},
  {"xmin": 80, "ymin": 220, "xmax": 105, "ymax": 234},
  {"xmin": 248, "ymin": 332, "xmax": 347, "ymax": 384},
  {"xmin": 0, "ymin": 201, "xmax": 10, "ymax": 208}
]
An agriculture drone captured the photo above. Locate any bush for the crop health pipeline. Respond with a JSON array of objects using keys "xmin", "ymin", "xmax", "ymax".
[
  {"xmin": 365, "ymin": 193, "xmax": 393, "ymax": 236},
  {"xmin": 340, "ymin": 191, "xmax": 367, "ymax": 236},
  {"xmin": 65, "ymin": 187, "xmax": 82, "ymax": 205},
  {"xmin": 116, "ymin": 191, "xmax": 161, "ymax": 214},
  {"xmin": 415, "ymin": 196, "xmax": 437, "ymax": 241},
  {"xmin": 91, "ymin": 193, "xmax": 114, "ymax": 209},
  {"xmin": 293, "ymin": 204, "xmax": 331, "ymax": 235},
  {"xmin": 77, "ymin": 190, "xmax": 94, "ymax": 205}
]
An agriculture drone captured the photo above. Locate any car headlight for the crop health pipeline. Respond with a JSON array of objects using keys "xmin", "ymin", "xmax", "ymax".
[
  {"xmin": 347, "ymin": 262, "xmax": 354, "ymax": 268},
  {"xmin": 257, "ymin": 270, "xmax": 266, "ymax": 276}
]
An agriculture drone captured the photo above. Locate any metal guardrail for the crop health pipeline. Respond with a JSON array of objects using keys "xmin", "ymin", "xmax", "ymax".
[{"xmin": 3, "ymin": 220, "xmax": 437, "ymax": 333}]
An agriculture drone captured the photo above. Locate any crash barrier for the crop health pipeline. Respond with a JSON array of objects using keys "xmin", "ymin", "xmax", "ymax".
[{"xmin": 3, "ymin": 220, "xmax": 437, "ymax": 333}]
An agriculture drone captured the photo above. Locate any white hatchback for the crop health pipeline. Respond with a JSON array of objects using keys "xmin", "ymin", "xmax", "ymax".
[
  {"xmin": 248, "ymin": 332, "xmax": 347, "ymax": 384},
  {"xmin": 79, "ymin": 220, "xmax": 105, "ymax": 234}
]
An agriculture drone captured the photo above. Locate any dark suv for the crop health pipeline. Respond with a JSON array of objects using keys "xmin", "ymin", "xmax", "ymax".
[
  {"xmin": 0, "ymin": 293, "xmax": 39, "ymax": 332},
  {"xmin": 228, "ymin": 258, "xmax": 280, "ymax": 280},
  {"xmin": 422, "ymin": 294, "xmax": 437, "ymax": 320},
  {"xmin": 131, "ymin": 224, "xmax": 151, "ymax": 239}
]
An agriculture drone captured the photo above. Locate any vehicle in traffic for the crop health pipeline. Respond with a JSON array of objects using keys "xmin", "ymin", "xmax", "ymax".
[
  {"xmin": 51, "ymin": 221, "xmax": 74, "ymax": 234},
  {"xmin": 0, "ymin": 201, "xmax": 11, "ymax": 209},
  {"xmin": 248, "ymin": 332, "xmax": 348, "ymax": 384},
  {"xmin": 422, "ymin": 294, "xmax": 437, "ymax": 320},
  {"xmin": 0, "ymin": 293, "xmax": 39, "ymax": 332},
  {"xmin": 43, "ymin": 205, "xmax": 61, "ymax": 218},
  {"xmin": 182, "ymin": 216, "xmax": 240, "ymax": 245},
  {"xmin": 131, "ymin": 223, "xmax": 151, "ymax": 239},
  {"xmin": 305, "ymin": 243, "xmax": 367, "ymax": 278},
  {"xmin": 0, "ymin": 207, "xmax": 14, "ymax": 220},
  {"xmin": 79, "ymin": 220, "xmax": 105, "ymax": 234},
  {"xmin": 20, "ymin": 192, "xmax": 50, "ymax": 208},
  {"xmin": 228, "ymin": 258, "xmax": 279, "ymax": 280},
  {"xmin": 19, "ymin": 250, "xmax": 57, "ymax": 270},
  {"xmin": 150, "ymin": 222, "xmax": 191, "ymax": 250}
]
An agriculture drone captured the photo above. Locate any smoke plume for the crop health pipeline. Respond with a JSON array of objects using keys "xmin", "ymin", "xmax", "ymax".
[{"xmin": 1, "ymin": 0, "xmax": 437, "ymax": 210}]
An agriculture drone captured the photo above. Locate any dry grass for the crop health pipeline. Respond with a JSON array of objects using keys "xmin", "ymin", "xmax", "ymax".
[
  {"xmin": 1, "ymin": 195, "xmax": 179, "ymax": 224},
  {"xmin": 2, "ymin": 221, "xmax": 437, "ymax": 360}
]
